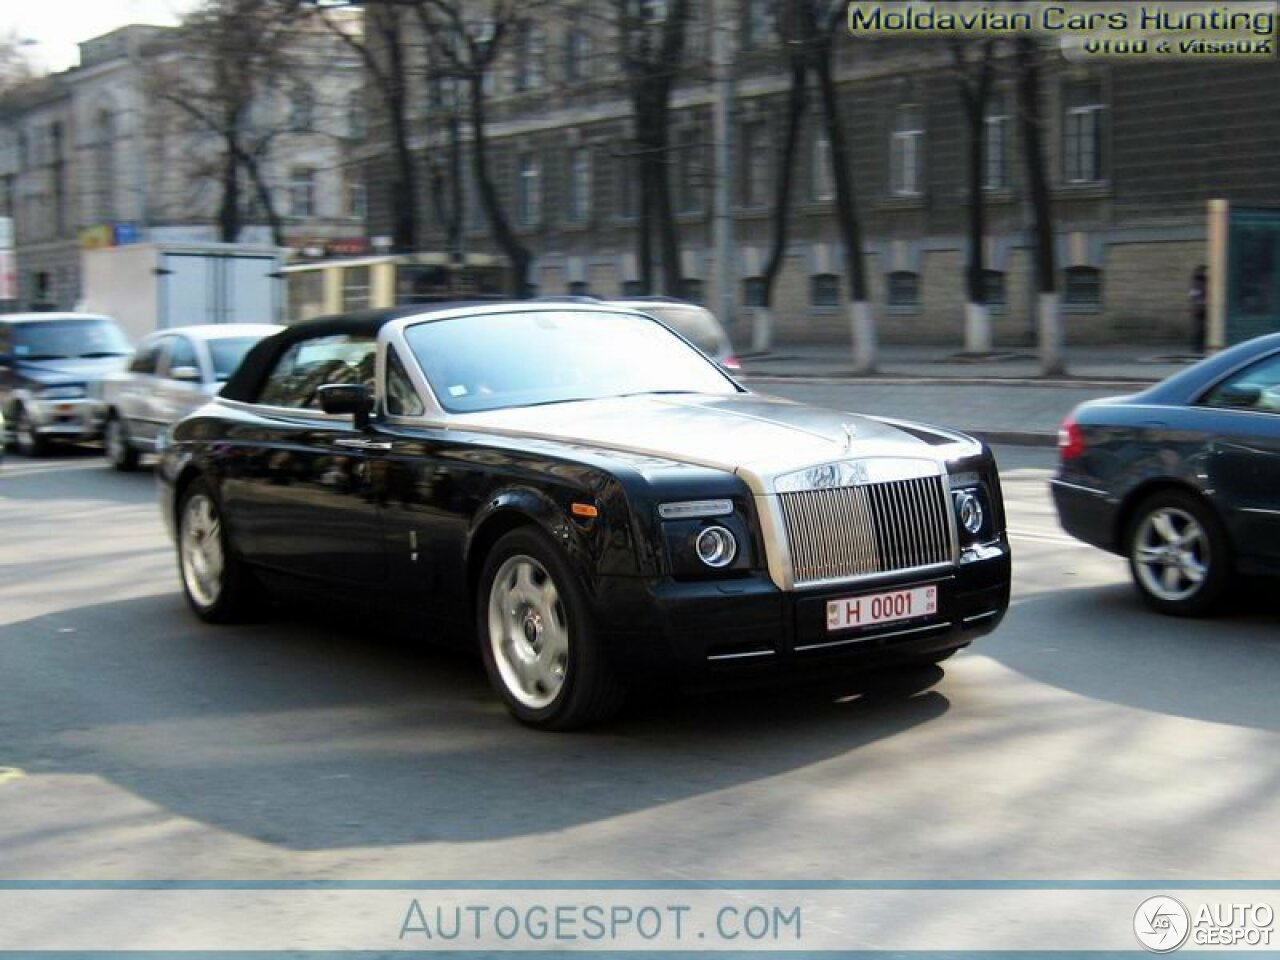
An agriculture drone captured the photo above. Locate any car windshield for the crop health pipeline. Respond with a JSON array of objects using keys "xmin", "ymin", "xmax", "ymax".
[
  {"xmin": 403, "ymin": 309, "xmax": 739, "ymax": 414},
  {"xmin": 631, "ymin": 304, "xmax": 728, "ymax": 355},
  {"xmin": 207, "ymin": 337, "xmax": 264, "ymax": 381},
  {"xmin": 11, "ymin": 318, "xmax": 131, "ymax": 361}
]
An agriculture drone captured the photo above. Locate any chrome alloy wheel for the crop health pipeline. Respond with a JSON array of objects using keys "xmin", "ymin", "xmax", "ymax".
[
  {"xmin": 181, "ymin": 493, "xmax": 226, "ymax": 609},
  {"xmin": 1132, "ymin": 506, "xmax": 1210, "ymax": 603},
  {"xmin": 486, "ymin": 554, "xmax": 569, "ymax": 709}
]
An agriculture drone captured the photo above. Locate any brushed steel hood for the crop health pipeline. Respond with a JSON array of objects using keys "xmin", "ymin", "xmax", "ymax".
[{"xmin": 448, "ymin": 392, "xmax": 976, "ymax": 493}]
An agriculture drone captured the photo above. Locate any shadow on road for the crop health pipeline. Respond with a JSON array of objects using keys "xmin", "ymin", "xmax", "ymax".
[
  {"xmin": 0, "ymin": 452, "xmax": 155, "ymax": 504},
  {"xmin": 0, "ymin": 592, "xmax": 950, "ymax": 851},
  {"xmin": 986, "ymin": 581, "xmax": 1280, "ymax": 733}
]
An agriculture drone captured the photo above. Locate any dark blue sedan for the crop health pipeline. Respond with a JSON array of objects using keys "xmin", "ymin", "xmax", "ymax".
[{"xmin": 1052, "ymin": 333, "xmax": 1280, "ymax": 616}]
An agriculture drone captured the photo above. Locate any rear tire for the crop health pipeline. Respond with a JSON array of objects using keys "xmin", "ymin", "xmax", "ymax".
[
  {"xmin": 104, "ymin": 414, "xmax": 140, "ymax": 471},
  {"xmin": 1125, "ymin": 489, "xmax": 1230, "ymax": 617},
  {"xmin": 477, "ymin": 527, "xmax": 626, "ymax": 730},
  {"xmin": 177, "ymin": 477, "xmax": 262, "ymax": 623}
]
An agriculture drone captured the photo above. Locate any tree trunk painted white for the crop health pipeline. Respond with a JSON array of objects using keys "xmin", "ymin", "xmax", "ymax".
[
  {"xmin": 850, "ymin": 300, "xmax": 878, "ymax": 373},
  {"xmin": 751, "ymin": 306, "xmax": 773, "ymax": 354},
  {"xmin": 964, "ymin": 301, "xmax": 992, "ymax": 354},
  {"xmin": 1038, "ymin": 292, "xmax": 1065, "ymax": 376}
]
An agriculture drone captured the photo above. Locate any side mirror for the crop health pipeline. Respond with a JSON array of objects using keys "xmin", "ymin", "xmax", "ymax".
[
  {"xmin": 169, "ymin": 365, "xmax": 202, "ymax": 383},
  {"xmin": 317, "ymin": 383, "xmax": 374, "ymax": 428},
  {"xmin": 1216, "ymin": 384, "xmax": 1262, "ymax": 409}
]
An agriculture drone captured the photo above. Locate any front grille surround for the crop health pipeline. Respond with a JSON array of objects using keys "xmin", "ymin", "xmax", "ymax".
[{"xmin": 777, "ymin": 474, "xmax": 957, "ymax": 587}]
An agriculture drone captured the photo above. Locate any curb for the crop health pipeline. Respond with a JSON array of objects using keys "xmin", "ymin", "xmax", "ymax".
[
  {"xmin": 741, "ymin": 374, "xmax": 1154, "ymax": 390},
  {"xmin": 970, "ymin": 429, "xmax": 1058, "ymax": 448}
]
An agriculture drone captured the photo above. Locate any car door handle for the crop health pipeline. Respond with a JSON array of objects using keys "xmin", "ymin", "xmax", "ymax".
[{"xmin": 332, "ymin": 438, "xmax": 392, "ymax": 451}]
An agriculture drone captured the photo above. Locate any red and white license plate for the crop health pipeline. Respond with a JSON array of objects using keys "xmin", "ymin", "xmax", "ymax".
[{"xmin": 826, "ymin": 585, "xmax": 938, "ymax": 632}]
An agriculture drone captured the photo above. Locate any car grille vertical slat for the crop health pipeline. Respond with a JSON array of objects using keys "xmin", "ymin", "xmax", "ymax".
[{"xmin": 779, "ymin": 475, "xmax": 954, "ymax": 586}]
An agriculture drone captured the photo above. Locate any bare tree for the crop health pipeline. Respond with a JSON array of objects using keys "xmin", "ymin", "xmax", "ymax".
[
  {"xmin": 755, "ymin": 0, "xmax": 811, "ymax": 351},
  {"xmin": 952, "ymin": 38, "xmax": 996, "ymax": 354},
  {"xmin": 807, "ymin": 0, "xmax": 876, "ymax": 372},
  {"xmin": 1015, "ymin": 35, "xmax": 1063, "ymax": 375},
  {"xmin": 149, "ymin": 0, "xmax": 308, "ymax": 244},
  {"xmin": 0, "ymin": 30, "xmax": 39, "ymax": 94},
  {"xmin": 616, "ymin": 0, "xmax": 691, "ymax": 296},
  {"xmin": 417, "ymin": 0, "xmax": 536, "ymax": 297},
  {"xmin": 319, "ymin": 2, "xmax": 420, "ymax": 251}
]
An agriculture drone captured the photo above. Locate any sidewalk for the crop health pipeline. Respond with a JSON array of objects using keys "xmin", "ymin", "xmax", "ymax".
[{"xmin": 735, "ymin": 344, "xmax": 1197, "ymax": 447}]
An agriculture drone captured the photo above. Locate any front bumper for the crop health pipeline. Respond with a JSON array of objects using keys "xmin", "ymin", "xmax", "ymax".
[
  {"xmin": 593, "ymin": 540, "xmax": 1011, "ymax": 689},
  {"xmin": 25, "ymin": 397, "xmax": 107, "ymax": 441}
]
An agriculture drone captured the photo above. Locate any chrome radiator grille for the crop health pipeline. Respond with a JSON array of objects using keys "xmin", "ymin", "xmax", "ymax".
[{"xmin": 777, "ymin": 475, "xmax": 955, "ymax": 585}]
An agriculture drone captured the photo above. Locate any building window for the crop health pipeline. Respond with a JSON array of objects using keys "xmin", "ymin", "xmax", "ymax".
[
  {"xmin": 983, "ymin": 98, "xmax": 1009, "ymax": 190},
  {"xmin": 811, "ymin": 273, "xmax": 840, "ymax": 307},
  {"xmin": 289, "ymin": 86, "xmax": 314, "ymax": 130},
  {"xmin": 743, "ymin": 0, "xmax": 771, "ymax": 49},
  {"xmin": 743, "ymin": 276, "xmax": 766, "ymax": 307},
  {"xmin": 811, "ymin": 131, "xmax": 832, "ymax": 201},
  {"xmin": 288, "ymin": 167, "xmax": 316, "ymax": 218},
  {"xmin": 983, "ymin": 269, "xmax": 1006, "ymax": 312},
  {"xmin": 1064, "ymin": 83, "xmax": 1105, "ymax": 183},
  {"xmin": 890, "ymin": 106, "xmax": 923, "ymax": 197},
  {"xmin": 568, "ymin": 280, "xmax": 589, "ymax": 296},
  {"xmin": 567, "ymin": 146, "xmax": 591, "ymax": 223},
  {"xmin": 622, "ymin": 279, "xmax": 645, "ymax": 296},
  {"xmin": 348, "ymin": 90, "xmax": 366, "ymax": 140},
  {"xmin": 887, "ymin": 270, "xmax": 920, "ymax": 310},
  {"xmin": 741, "ymin": 121, "xmax": 769, "ymax": 207},
  {"xmin": 676, "ymin": 128, "xmax": 703, "ymax": 214},
  {"xmin": 682, "ymin": 278, "xmax": 704, "ymax": 303},
  {"xmin": 346, "ymin": 174, "xmax": 367, "ymax": 219},
  {"xmin": 564, "ymin": 29, "xmax": 591, "ymax": 83},
  {"xmin": 514, "ymin": 26, "xmax": 545, "ymax": 92},
  {"xmin": 95, "ymin": 110, "xmax": 116, "ymax": 222},
  {"xmin": 517, "ymin": 153, "xmax": 541, "ymax": 227},
  {"xmin": 616, "ymin": 154, "xmax": 636, "ymax": 220},
  {"xmin": 1064, "ymin": 266, "xmax": 1102, "ymax": 309}
]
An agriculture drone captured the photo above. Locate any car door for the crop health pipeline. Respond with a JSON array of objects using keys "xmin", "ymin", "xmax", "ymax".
[
  {"xmin": 153, "ymin": 333, "xmax": 210, "ymax": 433},
  {"xmin": 1196, "ymin": 349, "xmax": 1280, "ymax": 569},
  {"xmin": 219, "ymin": 332, "xmax": 388, "ymax": 585},
  {"xmin": 117, "ymin": 336, "xmax": 166, "ymax": 448}
]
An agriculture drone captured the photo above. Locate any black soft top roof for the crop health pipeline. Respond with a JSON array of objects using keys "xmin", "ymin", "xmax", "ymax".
[{"xmin": 220, "ymin": 300, "xmax": 508, "ymax": 403}]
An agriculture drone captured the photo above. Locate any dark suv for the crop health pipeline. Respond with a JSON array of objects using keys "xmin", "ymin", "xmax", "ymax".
[{"xmin": 0, "ymin": 313, "xmax": 132, "ymax": 456}]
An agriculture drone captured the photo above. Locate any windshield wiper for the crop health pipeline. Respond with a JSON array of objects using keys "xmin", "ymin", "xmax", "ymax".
[
  {"xmin": 20, "ymin": 353, "xmax": 70, "ymax": 361},
  {"xmin": 78, "ymin": 351, "xmax": 130, "ymax": 358},
  {"xmin": 612, "ymin": 389, "xmax": 700, "ymax": 398}
]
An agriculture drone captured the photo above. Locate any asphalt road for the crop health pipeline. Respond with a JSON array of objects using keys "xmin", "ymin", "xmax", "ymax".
[{"xmin": 1, "ymin": 444, "xmax": 1277, "ymax": 883}]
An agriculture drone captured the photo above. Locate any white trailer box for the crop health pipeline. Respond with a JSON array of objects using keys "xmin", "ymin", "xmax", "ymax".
[{"xmin": 82, "ymin": 242, "xmax": 285, "ymax": 341}]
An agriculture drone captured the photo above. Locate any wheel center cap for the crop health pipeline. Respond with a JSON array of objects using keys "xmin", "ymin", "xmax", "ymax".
[{"xmin": 521, "ymin": 611, "xmax": 542, "ymax": 648}]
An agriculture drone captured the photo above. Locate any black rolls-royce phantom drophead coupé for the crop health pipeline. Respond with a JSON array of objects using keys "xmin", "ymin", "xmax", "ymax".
[{"xmin": 159, "ymin": 302, "xmax": 1011, "ymax": 728}]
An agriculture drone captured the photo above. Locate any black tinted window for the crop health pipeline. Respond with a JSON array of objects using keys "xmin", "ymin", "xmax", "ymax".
[
  {"xmin": 257, "ymin": 334, "xmax": 376, "ymax": 409},
  {"xmin": 130, "ymin": 340, "xmax": 162, "ymax": 375},
  {"xmin": 386, "ymin": 346, "xmax": 424, "ymax": 416},
  {"xmin": 1203, "ymin": 352, "xmax": 1280, "ymax": 413}
]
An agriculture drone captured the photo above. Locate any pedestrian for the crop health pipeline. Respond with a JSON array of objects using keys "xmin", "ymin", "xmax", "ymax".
[{"xmin": 1189, "ymin": 264, "xmax": 1207, "ymax": 354}]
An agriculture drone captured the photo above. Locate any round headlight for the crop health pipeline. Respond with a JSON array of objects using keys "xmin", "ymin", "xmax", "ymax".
[
  {"xmin": 954, "ymin": 490, "xmax": 985, "ymax": 536},
  {"xmin": 694, "ymin": 525, "xmax": 737, "ymax": 568}
]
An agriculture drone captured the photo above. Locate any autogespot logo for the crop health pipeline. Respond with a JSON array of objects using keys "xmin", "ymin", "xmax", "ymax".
[{"xmin": 1134, "ymin": 896, "xmax": 1192, "ymax": 953}]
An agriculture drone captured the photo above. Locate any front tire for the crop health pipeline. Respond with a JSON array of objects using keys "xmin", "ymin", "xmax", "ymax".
[
  {"xmin": 477, "ymin": 527, "xmax": 626, "ymax": 730},
  {"xmin": 104, "ymin": 414, "xmax": 140, "ymax": 471},
  {"xmin": 11, "ymin": 406, "xmax": 47, "ymax": 457},
  {"xmin": 1126, "ymin": 490, "xmax": 1230, "ymax": 617},
  {"xmin": 177, "ymin": 478, "xmax": 261, "ymax": 623}
]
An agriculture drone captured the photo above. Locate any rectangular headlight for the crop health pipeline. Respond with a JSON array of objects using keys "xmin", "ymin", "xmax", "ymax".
[{"xmin": 658, "ymin": 499, "xmax": 733, "ymax": 520}]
